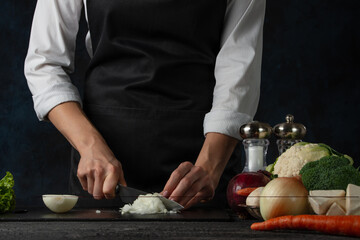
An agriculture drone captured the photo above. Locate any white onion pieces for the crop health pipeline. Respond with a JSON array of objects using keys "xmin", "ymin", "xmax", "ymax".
[
  {"xmin": 120, "ymin": 193, "xmax": 176, "ymax": 215},
  {"xmin": 260, "ymin": 177, "xmax": 309, "ymax": 220}
]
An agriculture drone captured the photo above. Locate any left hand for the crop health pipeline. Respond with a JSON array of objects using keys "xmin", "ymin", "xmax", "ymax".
[
  {"xmin": 161, "ymin": 132, "xmax": 239, "ymax": 209},
  {"xmin": 161, "ymin": 161, "xmax": 216, "ymax": 209}
]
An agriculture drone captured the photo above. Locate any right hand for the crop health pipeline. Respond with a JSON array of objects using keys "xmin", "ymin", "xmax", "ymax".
[
  {"xmin": 77, "ymin": 138, "xmax": 127, "ymax": 199},
  {"xmin": 47, "ymin": 102, "xmax": 127, "ymax": 200}
]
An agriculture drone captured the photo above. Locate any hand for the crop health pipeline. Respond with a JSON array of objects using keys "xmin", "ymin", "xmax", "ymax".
[
  {"xmin": 161, "ymin": 133, "xmax": 238, "ymax": 209},
  {"xmin": 47, "ymin": 102, "xmax": 127, "ymax": 200},
  {"xmin": 161, "ymin": 161, "xmax": 216, "ymax": 209},
  {"xmin": 77, "ymin": 139, "xmax": 127, "ymax": 199}
]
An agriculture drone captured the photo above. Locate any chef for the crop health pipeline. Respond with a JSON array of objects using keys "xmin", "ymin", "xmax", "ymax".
[{"xmin": 24, "ymin": 0, "xmax": 265, "ymax": 209}]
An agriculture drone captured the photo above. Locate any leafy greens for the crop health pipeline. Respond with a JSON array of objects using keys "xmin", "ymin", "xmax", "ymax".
[{"xmin": 0, "ymin": 171, "xmax": 16, "ymax": 213}]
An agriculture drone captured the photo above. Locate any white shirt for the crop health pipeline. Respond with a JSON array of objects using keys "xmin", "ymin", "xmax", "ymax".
[{"xmin": 24, "ymin": 0, "xmax": 266, "ymax": 140}]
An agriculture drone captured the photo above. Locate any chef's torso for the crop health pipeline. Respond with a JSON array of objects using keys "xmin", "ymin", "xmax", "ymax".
[{"xmin": 70, "ymin": 0, "xmax": 241, "ymax": 207}]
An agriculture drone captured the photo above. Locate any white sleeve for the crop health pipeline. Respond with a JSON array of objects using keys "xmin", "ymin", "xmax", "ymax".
[
  {"xmin": 204, "ymin": 0, "xmax": 266, "ymax": 140},
  {"xmin": 24, "ymin": 0, "xmax": 84, "ymax": 121}
]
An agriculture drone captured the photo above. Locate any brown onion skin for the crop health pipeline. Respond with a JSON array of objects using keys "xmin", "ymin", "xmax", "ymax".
[{"xmin": 227, "ymin": 172, "xmax": 270, "ymax": 213}]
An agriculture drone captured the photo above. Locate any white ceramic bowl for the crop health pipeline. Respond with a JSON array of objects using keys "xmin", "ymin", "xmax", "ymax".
[{"xmin": 42, "ymin": 195, "xmax": 78, "ymax": 213}]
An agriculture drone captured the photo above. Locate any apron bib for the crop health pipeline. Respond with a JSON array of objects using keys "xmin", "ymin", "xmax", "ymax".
[{"xmin": 69, "ymin": 0, "xmax": 241, "ymax": 207}]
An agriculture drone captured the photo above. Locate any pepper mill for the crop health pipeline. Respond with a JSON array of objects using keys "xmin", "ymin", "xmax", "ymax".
[
  {"xmin": 239, "ymin": 121, "xmax": 272, "ymax": 172},
  {"xmin": 273, "ymin": 114, "xmax": 306, "ymax": 155}
]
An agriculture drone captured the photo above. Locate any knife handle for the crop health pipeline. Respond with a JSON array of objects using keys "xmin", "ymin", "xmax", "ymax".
[{"xmin": 115, "ymin": 184, "xmax": 121, "ymax": 195}]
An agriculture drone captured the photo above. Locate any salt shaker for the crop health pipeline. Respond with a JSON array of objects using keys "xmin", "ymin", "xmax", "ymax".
[
  {"xmin": 239, "ymin": 121, "xmax": 272, "ymax": 172},
  {"xmin": 273, "ymin": 114, "xmax": 306, "ymax": 155}
]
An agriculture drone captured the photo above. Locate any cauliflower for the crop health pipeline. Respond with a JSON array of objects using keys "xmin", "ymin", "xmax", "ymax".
[{"xmin": 270, "ymin": 142, "xmax": 352, "ymax": 178}]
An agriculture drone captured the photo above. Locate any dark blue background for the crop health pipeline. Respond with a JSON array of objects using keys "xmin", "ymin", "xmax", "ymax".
[{"xmin": 0, "ymin": 1, "xmax": 359, "ymax": 206}]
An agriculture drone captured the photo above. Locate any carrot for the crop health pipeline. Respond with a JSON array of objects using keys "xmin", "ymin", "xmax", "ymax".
[
  {"xmin": 251, "ymin": 215, "xmax": 360, "ymax": 237},
  {"xmin": 236, "ymin": 187, "xmax": 258, "ymax": 196}
]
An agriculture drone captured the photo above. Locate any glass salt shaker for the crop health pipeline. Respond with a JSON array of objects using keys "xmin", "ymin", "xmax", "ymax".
[
  {"xmin": 239, "ymin": 121, "xmax": 272, "ymax": 172},
  {"xmin": 273, "ymin": 114, "xmax": 306, "ymax": 155}
]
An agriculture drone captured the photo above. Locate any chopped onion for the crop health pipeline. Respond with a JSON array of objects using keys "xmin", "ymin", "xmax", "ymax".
[
  {"xmin": 120, "ymin": 193, "xmax": 175, "ymax": 215},
  {"xmin": 260, "ymin": 177, "xmax": 309, "ymax": 220}
]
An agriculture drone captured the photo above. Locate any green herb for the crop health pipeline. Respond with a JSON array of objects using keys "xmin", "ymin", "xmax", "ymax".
[{"xmin": 0, "ymin": 172, "xmax": 16, "ymax": 213}]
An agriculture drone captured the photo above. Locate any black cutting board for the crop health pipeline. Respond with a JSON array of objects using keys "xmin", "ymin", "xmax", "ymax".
[{"xmin": 0, "ymin": 207, "xmax": 234, "ymax": 222}]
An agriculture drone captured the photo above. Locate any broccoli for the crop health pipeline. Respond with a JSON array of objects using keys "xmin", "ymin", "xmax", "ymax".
[
  {"xmin": 300, "ymin": 155, "xmax": 360, "ymax": 191},
  {"xmin": 269, "ymin": 142, "xmax": 353, "ymax": 178}
]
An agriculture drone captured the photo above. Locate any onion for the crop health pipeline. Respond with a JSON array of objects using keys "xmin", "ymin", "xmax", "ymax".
[
  {"xmin": 246, "ymin": 187, "xmax": 264, "ymax": 207},
  {"xmin": 260, "ymin": 177, "xmax": 309, "ymax": 220},
  {"xmin": 42, "ymin": 195, "xmax": 78, "ymax": 213},
  {"xmin": 120, "ymin": 193, "xmax": 172, "ymax": 215}
]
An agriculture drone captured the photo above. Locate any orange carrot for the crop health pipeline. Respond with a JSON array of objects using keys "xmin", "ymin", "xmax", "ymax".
[
  {"xmin": 251, "ymin": 215, "xmax": 360, "ymax": 237},
  {"xmin": 236, "ymin": 187, "xmax": 257, "ymax": 196}
]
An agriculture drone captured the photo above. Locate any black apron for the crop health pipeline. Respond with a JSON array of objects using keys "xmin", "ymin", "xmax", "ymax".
[{"xmin": 70, "ymin": 0, "xmax": 242, "ymax": 207}]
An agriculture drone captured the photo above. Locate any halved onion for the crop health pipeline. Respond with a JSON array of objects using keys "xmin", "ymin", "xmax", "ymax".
[{"xmin": 42, "ymin": 195, "xmax": 78, "ymax": 213}]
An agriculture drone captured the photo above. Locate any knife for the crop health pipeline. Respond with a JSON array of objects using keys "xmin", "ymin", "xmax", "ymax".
[{"xmin": 115, "ymin": 184, "xmax": 184, "ymax": 211}]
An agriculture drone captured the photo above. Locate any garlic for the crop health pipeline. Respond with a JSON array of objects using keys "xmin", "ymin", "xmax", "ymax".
[{"xmin": 246, "ymin": 187, "xmax": 264, "ymax": 207}]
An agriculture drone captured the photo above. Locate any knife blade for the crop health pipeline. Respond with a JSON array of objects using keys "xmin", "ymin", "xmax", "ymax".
[
  {"xmin": 115, "ymin": 184, "xmax": 184, "ymax": 211},
  {"xmin": 115, "ymin": 184, "xmax": 147, "ymax": 204}
]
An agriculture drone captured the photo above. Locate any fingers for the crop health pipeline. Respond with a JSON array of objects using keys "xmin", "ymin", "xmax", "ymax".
[
  {"xmin": 162, "ymin": 161, "xmax": 193, "ymax": 198},
  {"xmin": 102, "ymin": 171, "xmax": 118, "ymax": 199},
  {"xmin": 87, "ymin": 175, "xmax": 94, "ymax": 196},
  {"xmin": 184, "ymin": 188, "xmax": 214, "ymax": 209},
  {"xmin": 78, "ymin": 167, "xmax": 105, "ymax": 199},
  {"xmin": 93, "ymin": 169, "xmax": 105, "ymax": 199},
  {"xmin": 118, "ymin": 169, "xmax": 127, "ymax": 187},
  {"xmin": 103, "ymin": 164, "xmax": 126, "ymax": 199},
  {"xmin": 169, "ymin": 165, "xmax": 205, "ymax": 204},
  {"xmin": 77, "ymin": 158, "xmax": 126, "ymax": 200},
  {"xmin": 163, "ymin": 162, "xmax": 215, "ymax": 208},
  {"xmin": 175, "ymin": 182, "xmax": 202, "ymax": 208},
  {"xmin": 77, "ymin": 172, "xmax": 88, "ymax": 192}
]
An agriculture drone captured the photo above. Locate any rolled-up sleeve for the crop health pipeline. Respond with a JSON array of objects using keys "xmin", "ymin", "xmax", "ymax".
[
  {"xmin": 204, "ymin": 0, "xmax": 266, "ymax": 140},
  {"xmin": 24, "ymin": 0, "xmax": 84, "ymax": 121}
]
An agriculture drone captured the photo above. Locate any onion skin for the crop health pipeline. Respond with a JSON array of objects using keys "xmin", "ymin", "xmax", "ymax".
[{"xmin": 260, "ymin": 177, "xmax": 310, "ymax": 220}]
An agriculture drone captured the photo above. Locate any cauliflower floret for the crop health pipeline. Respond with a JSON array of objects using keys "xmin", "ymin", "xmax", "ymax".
[{"xmin": 273, "ymin": 143, "xmax": 330, "ymax": 177}]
